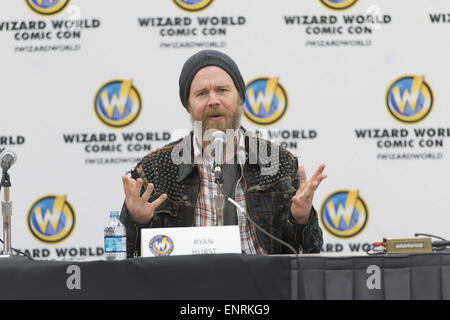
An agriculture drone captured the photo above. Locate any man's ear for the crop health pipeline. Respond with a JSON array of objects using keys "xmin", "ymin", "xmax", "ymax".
[{"xmin": 186, "ymin": 101, "xmax": 192, "ymax": 113}]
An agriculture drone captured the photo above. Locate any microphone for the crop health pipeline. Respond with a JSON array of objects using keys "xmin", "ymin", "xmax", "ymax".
[
  {"xmin": 1, "ymin": 150, "xmax": 17, "ymax": 256},
  {"xmin": 210, "ymin": 130, "xmax": 226, "ymax": 184},
  {"xmin": 0, "ymin": 150, "xmax": 17, "ymax": 172},
  {"xmin": 1, "ymin": 150, "xmax": 16, "ymax": 190},
  {"xmin": 210, "ymin": 130, "xmax": 226, "ymax": 226},
  {"xmin": 414, "ymin": 233, "xmax": 450, "ymax": 251},
  {"xmin": 210, "ymin": 131, "xmax": 299, "ymax": 255},
  {"xmin": 432, "ymin": 241, "xmax": 450, "ymax": 248}
]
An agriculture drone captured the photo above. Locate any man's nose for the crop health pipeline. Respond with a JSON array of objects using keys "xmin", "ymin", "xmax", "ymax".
[{"xmin": 207, "ymin": 90, "xmax": 220, "ymax": 106}]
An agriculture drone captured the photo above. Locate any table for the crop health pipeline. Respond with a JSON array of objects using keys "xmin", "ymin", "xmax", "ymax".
[{"xmin": 0, "ymin": 252, "xmax": 449, "ymax": 300}]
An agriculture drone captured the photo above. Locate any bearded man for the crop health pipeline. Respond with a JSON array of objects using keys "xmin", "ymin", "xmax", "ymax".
[{"xmin": 120, "ymin": 50, "xmax": 326, "ymax": 257}]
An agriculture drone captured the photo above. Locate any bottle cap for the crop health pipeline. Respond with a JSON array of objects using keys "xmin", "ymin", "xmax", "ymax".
[{"xmin": 110, "ymin": 211, "xmax": 119, "ymax": 218}]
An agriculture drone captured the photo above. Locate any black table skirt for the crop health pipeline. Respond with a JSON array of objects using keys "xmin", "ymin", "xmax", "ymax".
[{"xmin": 0, "ymin": 252, "xmax": 449, "ymax": 300}]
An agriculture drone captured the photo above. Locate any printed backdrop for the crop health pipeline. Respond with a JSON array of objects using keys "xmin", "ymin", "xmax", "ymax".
[{"xmin": 1, "ymin": 0, "xmax": 450, "ymax": 260}]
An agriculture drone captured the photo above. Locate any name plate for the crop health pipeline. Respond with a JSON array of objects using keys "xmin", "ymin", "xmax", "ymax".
[{"xmin": 141, "ymin": 225, "xmax": 242, "ymax": 257}]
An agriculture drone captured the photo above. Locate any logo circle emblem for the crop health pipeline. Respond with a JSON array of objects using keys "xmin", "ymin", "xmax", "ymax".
[
  {"xmin": 319, "ymin": 0, "xmax": 358, "ymax": 11},
  {"xmin": 94, "ymin": 79, "xmax": 142, "ymax": 128},
  {"xmin": 320, "ymin": 190, "xmax": 369, "ymax": 239},
  {"xmin": 172, "ymin": 0, "xmax": 214, "ymax": 12},
  {"xmin": 385, "ymin": 75, "xmax": 434, "ymax": 124},
  {"xmin": 27, "ymin": 195, "xmax": 76, "ymax": 243},
  {"xmin": 244, "ymin": 77, "xmax": 289, "ymax": 126},
  {"xmin": 149, "ymin": 235, "xmax": 174, "ymax": 256},
  {"xmin": 25, "ymin": 0, "xmax": 71, "ymax": 16}
]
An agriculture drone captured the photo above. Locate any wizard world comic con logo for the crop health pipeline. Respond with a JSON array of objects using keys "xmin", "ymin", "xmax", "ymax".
[
  {"xmin": 27, "ymin": 195, "xmax": 76, "ymax": 243},
  {"xmin": 94, "ymin": 79, "xmax": 143, "ymax": 129},
  {"xmin": 319, "ymin": 0, "xmax": 359, "ymax": 11},
  {"xmin": 25, "ymin": 0, "xmax": 71, "ymax": 16},
  {"xmin": 172, "ymin": 0, "xmax": 215, "ymax": 12},
  {"xmin": 385, "ymin": 75, "xmax": 434, "ymax": 124},
  {"xmin": 244, "ymin": 77, "xmax": 289, "ymax": 126},
  {"xmin": 149, "ymin": 235, "xmax": 174, "ymax": 256},
  {"xmin": 320, "ymin": 190, "xmax": 369, "ymax": 239}
]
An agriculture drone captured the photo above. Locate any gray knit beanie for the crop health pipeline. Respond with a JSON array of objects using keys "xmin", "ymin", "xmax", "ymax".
[{"xmin": 179, "ymin": 50, "xmax": 246, "ymax": 111}]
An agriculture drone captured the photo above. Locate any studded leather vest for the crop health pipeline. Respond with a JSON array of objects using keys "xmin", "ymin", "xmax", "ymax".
[{"xmin": 120, "ymin": 129, "xmax": 323, "ymax": 257}]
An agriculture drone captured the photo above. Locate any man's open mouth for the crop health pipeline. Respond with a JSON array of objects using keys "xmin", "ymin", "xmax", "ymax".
[{"xmin": 209, "ymin": 115, "xmax": 225, "ymax": 120}]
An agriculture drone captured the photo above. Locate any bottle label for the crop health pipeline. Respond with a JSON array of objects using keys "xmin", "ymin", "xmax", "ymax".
[{"xmin": 104, "ymin": 236, "xmax": 126, "ymax": 253}]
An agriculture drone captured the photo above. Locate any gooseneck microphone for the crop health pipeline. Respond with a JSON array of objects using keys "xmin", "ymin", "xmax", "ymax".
[
  {"xmin": 210, "ymin": 130, "xmax": 226, "ymax": 226},
  {"xmin": 209, "ymin": 131, "xmax": 300, "ymax": 255}
]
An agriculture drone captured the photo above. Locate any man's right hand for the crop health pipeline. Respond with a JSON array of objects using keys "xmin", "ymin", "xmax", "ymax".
[{"xmin": 122, "ymin": 176, "xmax": 168, "ymax": 224}]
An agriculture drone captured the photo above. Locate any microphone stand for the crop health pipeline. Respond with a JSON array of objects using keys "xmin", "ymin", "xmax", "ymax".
[
  {"xmin": 1, "ymin": 170, "xmax": 13, "ymax": 257},
  {"xmin": 213, "ymin": 165, "xmax": 225, "ymax": 226},
  {"xmin": 0, "ymin": 151, "xmax": 29, "ymax": 260}
]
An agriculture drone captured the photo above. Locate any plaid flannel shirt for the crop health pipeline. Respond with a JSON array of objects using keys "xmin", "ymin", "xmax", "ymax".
[{"xmin": 193, "ymin": 130, "xmax": 265, "ymax": 255}]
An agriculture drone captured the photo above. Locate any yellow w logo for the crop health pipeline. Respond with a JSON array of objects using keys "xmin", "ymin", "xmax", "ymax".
[
  {"xmin": 246, "ymin": 77, "xmax": 279, "ymax": 116},
  {"xmin": 326, "ymin": 191, "xmax": 358, "ymax": 228},
  {"xmin": 34, "ymin": 195, "xmax": 66, "ymax": 234},
  {"xmin": 101, "ymin": 80, "xmax": 133, "ymax": 118},
  {"xmin": 392, "ymin": 75, "xmax": 424, "ymax": 114},
  {"xmin": 153, "ymin": 238, "xmax": 170, "ymax": 252}
]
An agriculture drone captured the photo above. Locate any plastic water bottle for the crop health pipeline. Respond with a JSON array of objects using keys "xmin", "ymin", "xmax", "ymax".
[{"xmin": 104, "ymin": 211, "xmax": 127, "ymax": 261}]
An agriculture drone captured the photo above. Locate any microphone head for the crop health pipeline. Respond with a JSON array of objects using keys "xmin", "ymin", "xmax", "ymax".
[
  {"xmin": 0, "ymin": 150, "xmax": 17, "ymax": 171},
  {"xmin": 211, "ymin": 130, "xmax": 226, "ymax": 144},
  {"xmin": 210, "ymin": 130, "xmax": 226, "ymax": 167}
]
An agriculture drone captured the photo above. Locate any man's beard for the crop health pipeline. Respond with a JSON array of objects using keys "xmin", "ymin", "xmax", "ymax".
[{"xmin": 190, "ymin": 103, "xmax": 243, "ymax": 133}]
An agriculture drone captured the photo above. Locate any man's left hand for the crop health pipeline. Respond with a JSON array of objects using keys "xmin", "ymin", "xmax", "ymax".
[{"xmin": 290, "ymin": 164, "xmax": 327, "ymax": 224}]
